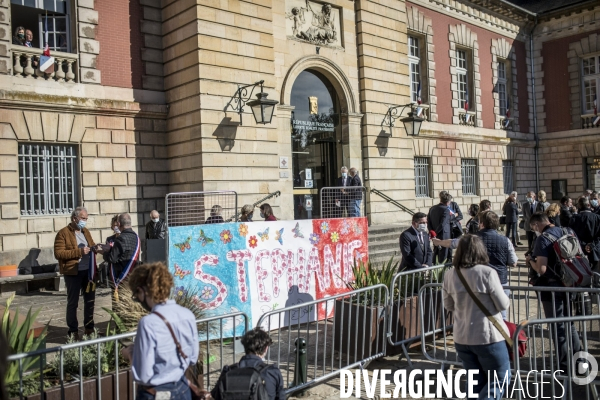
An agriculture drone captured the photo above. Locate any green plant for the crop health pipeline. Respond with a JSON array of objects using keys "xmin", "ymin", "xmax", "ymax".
[
  {"xmin": 2, "ymin": 294, "xmax": 49, "ymax": 384},
  {"xmin": 50, "ymin": 330, "xmax": 115, "ymax": 377},
  {"xmin": 345, "ymin": 257, "xmax": 400, "ymax": 305},
  {"xmin": 6, "ymin": 372, "xmax": 52, "ymax": 398}
]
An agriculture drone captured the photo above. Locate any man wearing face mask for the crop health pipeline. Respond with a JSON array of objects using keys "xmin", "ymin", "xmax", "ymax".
[
  {"xmin": 54, "ymin": 206, "xmax": 98, "ymax": 340},
  {"xmin": 522, "ymin": 191, "xmax": 538, "ymax": 252},
  {"xmin": 335, "ymin": 166, "xmax": 352, "ymax": 217},
  {"xmin": 568, "ymin": 197, "xmax": 600, "ymax": 268},
  {"xmin": 399, "ymin": 213, "xmax": 432, "ymax": 270},
  {"xmin": 98, "ymin": 213, "xmax": 141, "ymax": 302},
  {"xmin": 145, "ymin": 210, "xmax": 166, "ymax": 240},
  {"xmin": 590, "ymin": 191, "xmax": 600, "ymax": 214}
]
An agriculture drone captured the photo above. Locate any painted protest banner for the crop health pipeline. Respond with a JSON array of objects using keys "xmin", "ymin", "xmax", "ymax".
[{"xmin": 168, "ymin": 217, "xmax": 368, "ymax": 337}]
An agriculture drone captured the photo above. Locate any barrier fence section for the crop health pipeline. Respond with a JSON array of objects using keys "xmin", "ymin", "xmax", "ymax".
[
  {"xmin": 418, "ymin": 283, "xmax": 600, "ymax": 395},
  {"xmin": 7, "ymin": 312, "xmax": 249, "ymax": 400},
  {"xmin": 513, "ymin": 314, "xmax": 600, "ymax": 400},
  {"xmin": 165, "ymin": 191, "xmax": 238, "ymax": 227},
  {"xmin": 257, "ymin": 284, "xmax": 389, "ymax": 395},
  {"xmin": 386, "ymin": 263, "xmax": 453, "ymax": 367},
  {"xmin": 320, "ymin": 186, "xmax": 366, "ymax": 219}
]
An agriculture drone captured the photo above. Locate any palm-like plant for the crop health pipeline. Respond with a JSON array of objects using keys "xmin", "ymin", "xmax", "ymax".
[{"xmin": 346, "ymin": 257, "xmax": 400, "ymax": 306}]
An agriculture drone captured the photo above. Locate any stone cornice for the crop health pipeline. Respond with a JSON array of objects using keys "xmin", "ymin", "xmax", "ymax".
[{"xmin": 408, "ymin": 0, "xmax": 527, "ymax": 40}]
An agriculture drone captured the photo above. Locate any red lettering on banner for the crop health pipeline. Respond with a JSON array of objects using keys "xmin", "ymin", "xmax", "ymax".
[
  {"xmin": 344, "ymin": 240, "xmax": 363, "ymax": 279},
  {"xmin": 226, "ymin": 250, "xmax": 252, "ymax": 303},
  {"xmin": 307, "ymin": 247, "xmax": 329, "ymax": 291},
  {"xmin": 193, "ymin": 255, "xmax": 227, "ymax": 309}
]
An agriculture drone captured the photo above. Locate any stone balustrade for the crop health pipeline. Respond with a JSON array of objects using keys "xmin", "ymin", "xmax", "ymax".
[
  {"xmin": 459, "ymin": 111, "xmax": 476, "ymax": 126},
  {"xmin": 581, "ymin": 114, "xmax": 600, "ymax": 129},
  {"xmin": 501, "ymin": 117, "xmax": 513, "ymax": 130},
  {"xmin": 12, "ymin": 45, "xmax": 77, "ymax": 83},
  {"xmin": 411, "ymin": 103, "xmax": 430, "ymax": 121}
]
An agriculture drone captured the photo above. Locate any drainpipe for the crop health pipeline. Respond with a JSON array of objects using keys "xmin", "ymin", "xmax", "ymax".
[{"xmin": 529, "ymin": 17, "xmax": 540, "ymax": 192}]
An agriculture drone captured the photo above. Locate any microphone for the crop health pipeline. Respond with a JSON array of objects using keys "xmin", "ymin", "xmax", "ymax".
[{"xmin": 429, "ymin": 230, "xmax": 441, "ymax": 251}]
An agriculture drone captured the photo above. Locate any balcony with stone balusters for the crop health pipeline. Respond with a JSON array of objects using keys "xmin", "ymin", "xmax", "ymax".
[{"xmin": 12, "ymin": 45, "xmax": 77, "ymax": 83}]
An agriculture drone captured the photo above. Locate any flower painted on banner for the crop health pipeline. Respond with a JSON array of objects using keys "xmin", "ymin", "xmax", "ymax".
[
  {"xmin": 248, "ymin": 235, "xmax": 258, "ymax": 248},
  {"xmin": 320, "ymin": 221, "xmax": 330, "ymax": 234},
  {"xmin": 220, "ymin": 230, "xmax": 232, "ymax": 244},
  {"xmin": 309, "ymin": 233, "xmax": 320, "ymax": 245},
  {"xmin": 174, "ymin": 286, "xmax": 187, "ymax": 299},
  {"xmin": 340, "ymin": 220, "xmax": 351, "ymax": 235},
  {"xmin": 238, "ymin": 223, "xmax": 249, "ymax": 237},
  {"xmin": 330, "ymin": 231, "xmax": 340, "ymax": 243},
  {"xmin": 201, "ymin": 286, "xmax": 215, "ymax": 300}
]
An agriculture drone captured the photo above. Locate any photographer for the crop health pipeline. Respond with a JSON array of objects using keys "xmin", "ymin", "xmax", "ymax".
[{"xmin": 526, "ymin": 213, "xmax": 581, "ymax": 371}]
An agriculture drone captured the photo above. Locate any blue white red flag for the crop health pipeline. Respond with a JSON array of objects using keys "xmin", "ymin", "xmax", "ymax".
[
  {"xmin": 39, "ymin": 13, "xmax": 54, "ymax": 73},
  {"xmin": 417, "ymin": 81, "xmax": 422, "ymax": 105},
  {"xmin": 464, "ymin": 85, "xmax": 469, "ymax": 111}
]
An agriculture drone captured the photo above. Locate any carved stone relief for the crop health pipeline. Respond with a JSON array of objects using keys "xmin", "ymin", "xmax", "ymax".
[{"xmin": 286, "ymin": 0, "xmax": 342, "ymax": 48}]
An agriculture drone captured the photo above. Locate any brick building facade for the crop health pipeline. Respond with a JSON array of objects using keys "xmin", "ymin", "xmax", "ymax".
[{"xmin": 0, "ymin": 0, "xmax": 598, "ymax": 267}]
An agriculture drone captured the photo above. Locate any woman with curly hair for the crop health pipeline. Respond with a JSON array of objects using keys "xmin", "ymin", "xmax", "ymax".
[
  {"xmin": 545, "ymin": 202, "xmax": 562, "ymax": 227},
  {"xmin": 121, "ymin": 262, "xmax": 198, "ymax": 400}
]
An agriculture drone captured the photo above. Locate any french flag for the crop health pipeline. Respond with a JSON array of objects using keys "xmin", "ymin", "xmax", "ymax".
[
  {"xmin": 464, "ymin": 85, "xmax": 469, "ymax": 111},
  {"xmin": 39, "ymin": 13, "xmax": 54, "ymax": 73},
  {"xmin": 504, "ymin": 98, "xmax": 511, "ymax": 128},
  {"xmin": 417, "ymin": 81, "xmax": 422, "ymax": 105},
  {"xmin": 594, "ymin": 93, "xmax": 600, "ymax": 126}
]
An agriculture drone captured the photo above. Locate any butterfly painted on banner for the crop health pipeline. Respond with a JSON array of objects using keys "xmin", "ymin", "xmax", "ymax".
[
  {"xmin": 174, "ymin": 237, "xmax": 192, "ymax": 253},
  {"xmin": 174, "ymin": 264, "xmax": 191, "ymax": 279},
  {"xmin": 353, "ymin": 221, "xmax": 363, "ymax": 235},
  {"xmin": 292, "ymin": 222, "xmax": 304, "ymax": 239},
  {"xmin": 197, "ymin": 229, "xmax": 215, "ymax": 247},
  {"xmin": 275, "ymin": 228, "xmax": 284, "ymax": 245},
  {"xmin": 258, "ymin": 228, "xmax": 269, "ymax": 242}
]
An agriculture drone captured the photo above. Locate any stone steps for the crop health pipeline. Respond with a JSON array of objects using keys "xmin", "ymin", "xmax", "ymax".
[{"xmin": 367, "ymin": 223, "xmax": 409, "ymax": 266}]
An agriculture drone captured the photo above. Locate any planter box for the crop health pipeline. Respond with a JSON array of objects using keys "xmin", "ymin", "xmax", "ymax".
[
  {"xmin": 388, "ymin": 290, "xmax": 452, "ymax": 350},
  {"xmin": 11, "ymin": 369, "xmax": 135, "ymax": 400},
  {"xmin": 333, "ymin": 299, "xmax": 386, "ymax": 361}
]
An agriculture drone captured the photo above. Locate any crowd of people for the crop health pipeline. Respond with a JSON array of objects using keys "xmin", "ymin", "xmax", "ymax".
[{"xmin": 399, "ymin": 188, "xmax": 600, "ymax": 399}]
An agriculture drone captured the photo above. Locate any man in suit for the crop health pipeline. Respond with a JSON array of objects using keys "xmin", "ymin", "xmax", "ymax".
[
  {"xmin": 427, "ymin": 191, "xmax": 452, "ymax": 265},
  {"xmin": 400, "ymin": 212, "xmax": 432, "ymax": 270},
  {"xmin": 334, "ymin": 166, "xmax": 352, "ymax": 217},
  {"xmin": 569, "ymin": 197, "xmax": 600, "ymax": 268},
  {"xmin": 348, "ymin": 167, "xmax": 362, "ymax": 217},
  {"xmin": 522, "ymin": 191, "xmax": 538, "ymax": 252}
]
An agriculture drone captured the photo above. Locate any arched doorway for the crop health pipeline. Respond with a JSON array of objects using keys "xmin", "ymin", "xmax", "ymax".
[{"xmin": 290, "ymin": 69, "xmax": 343, "ymax": 219}]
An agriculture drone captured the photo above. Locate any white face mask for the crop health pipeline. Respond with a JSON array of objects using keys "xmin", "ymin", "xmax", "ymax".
[
  {"xmin": 534, "ymin": 230, "xmax": 541, "ymax": 237},
  {"xmin": 417, "ymin": 223, "xmax": 428, "ymax": 233},
  {"xmin": 152, "ymin": 218, "xmax": 159, "ymax": 223},
  {"xmin": 113, "ymin": 227, "xmax": 121, "ymax": 234}
]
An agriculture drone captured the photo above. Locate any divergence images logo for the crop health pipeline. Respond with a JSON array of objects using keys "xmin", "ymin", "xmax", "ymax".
[{"xmin": 573, "ymin": 351, "xmax": 598, "ymax": 385}]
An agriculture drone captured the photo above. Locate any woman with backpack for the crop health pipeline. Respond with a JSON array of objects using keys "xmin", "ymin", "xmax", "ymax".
[{"xmin": 121, "ymin": 262, "xmax": 199, "ymax": 400}]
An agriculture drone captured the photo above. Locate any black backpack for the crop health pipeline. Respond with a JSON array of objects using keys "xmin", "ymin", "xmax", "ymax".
[{"xmin": 217, "ymin": 362, "xmax": 270, "ymax": 400}]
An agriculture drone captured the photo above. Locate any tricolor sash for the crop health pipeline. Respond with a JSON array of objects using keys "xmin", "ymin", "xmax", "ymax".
[
  {"xmin": 111, "ymin": 235, "xmax": 141, "ymax": 302},
  {"xmin": 86, "ymin": 253, "xmax": 98, "ymax": 293}
]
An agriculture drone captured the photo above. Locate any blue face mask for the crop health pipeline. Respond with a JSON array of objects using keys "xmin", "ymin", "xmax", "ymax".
[
  {"xmin": 77, "ymin": 220, "xmax": 87, "ymax": 230},
  {"xmin": 527, "ymin": 197, "xmax": 533, "ymax": 204},
  {"xmin": 592, "ymin": 199, "xmax": 599, "ymax": 208}
]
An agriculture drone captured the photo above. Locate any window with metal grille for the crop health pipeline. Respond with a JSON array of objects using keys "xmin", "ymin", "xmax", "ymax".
[
  {"xmin": 409, "ymin": 36, "xmax": 421, "ymax": 103},
  {"xmin": 461, "ymin": 158, "xmax": 478, "ymax": 195},
  {"xmin": 497, "ymin": 61, "xmax": 507, "ymax": 116},
  {"xmin": 414, "ymin": 157, "xmax": 430, "ymax": 197},
  {"xmin": 582, "ymin": 56, "xmax": 599, "ymax": 114},
  {"xmin": 502, "ymin": 160, "xmax": 514, "ymax": 194},
  {"xmin": 456, "ymin": 49, "xmax": 469, "ymax": 110},
  {"xmin": 18, "ymin": 143, "xmax": 77, "ymax": 216}
]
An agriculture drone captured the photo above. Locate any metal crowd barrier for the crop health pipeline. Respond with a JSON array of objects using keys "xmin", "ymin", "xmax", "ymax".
[
  {"xmin": 513, "ymin": 314, "xmax": 600, "ymax": 400},
  {"xmin": 386, "ymin": 263, "xmax": 453, "ymax": 366},
  {"xmin": 165, "ymin": 190, "xmax": 238, "ymax": 227},
  {"xmin": 419, "ymin": 283, "xmax": 600, "ymax": 387},
  {"xmin": 320, "ymin": 186, "xmax": 366, "ymax": 219},
  {"xmin": 7, "ymin": 312, "xmax": 249, "ymax": 400},
  {"xmin": 256, "ymin": 284, "xmax": 389, "ymax": 395}
]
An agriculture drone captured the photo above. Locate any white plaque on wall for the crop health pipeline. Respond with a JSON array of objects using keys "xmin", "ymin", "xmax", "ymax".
[{"xmin": 279, "ymin": 156, "xmax": 289, "ymax": 169}]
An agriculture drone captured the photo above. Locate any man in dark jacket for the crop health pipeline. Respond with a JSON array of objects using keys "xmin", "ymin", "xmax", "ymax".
[
  {"xmin": 145, "ymin": 210, "xmax": 166, "ymax": 239},
  {"xmin": 569, "ymin": 197, "xmax": 600, "ymax": 268},
  {"xmin": 211, "ymin": 327, "xmax": 284, "ymax": 400},
  {"xmin": 348, "ymin": 167, "xmax": 363, "ymax": 217},
  {"xmin": 428, "ymin": 191, "xmax": 452, "ymax": 265},
  {"xmin": 400, "ymin": 212, "xmax": 432, "ymax": 270},
  {"xmin": 100, "ymin": 213, "xmax": 140, "ymax": 301},
  {"xmin": 559, "ymin": 196, "xmax": 575, "ymax": 227},
  {"xmin": 334, "ymin": 166, "xmax": 352, "ymax": 217}
]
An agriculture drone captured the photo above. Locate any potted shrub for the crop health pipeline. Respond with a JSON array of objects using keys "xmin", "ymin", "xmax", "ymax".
[{"xmin": 333, "ymin": 257, "xmax": 399, "ymax": 360}]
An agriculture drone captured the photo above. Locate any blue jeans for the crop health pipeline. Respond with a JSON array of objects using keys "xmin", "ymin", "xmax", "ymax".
[
  {"xmin": 136, "ymin": 376, "xmax": 191, "ymax": 400},
  {"xmin": 455, "ymin": 341, "xmax": 511, "ymax": 400},
  {"xmin": 350, "ymin": 199, "xmax": 361, "ymax": 217}
]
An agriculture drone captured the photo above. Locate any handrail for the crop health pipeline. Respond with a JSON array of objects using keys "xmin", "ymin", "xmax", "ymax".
[
  {"xmin": 370, "ymin": 188, "xmax": 415, "ymax": 216},
  {"xmin": 226, "ymin": 190, "xmax": 281, "ymax": 222}
]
